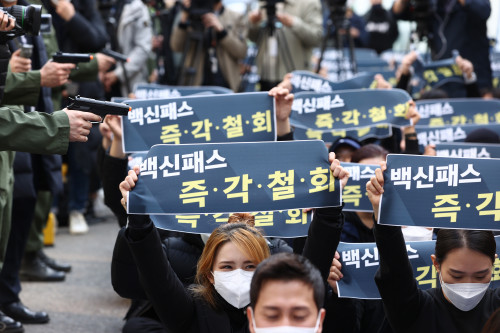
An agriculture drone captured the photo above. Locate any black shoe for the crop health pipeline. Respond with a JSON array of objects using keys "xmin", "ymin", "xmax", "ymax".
[
  {"xmin": 19, "ymin": 256, "xmax": 65, "ymax": 282},
  {"xmin": 0, "ymin": 302, "xmax": 48, "ymax": 324},
  {"xmin": 0, "ymin": 311, "xmax": 23, "ymax": 332},
  {"xmin": 36, "ymin": 250, "xmax": 71, "ymax": 273}
]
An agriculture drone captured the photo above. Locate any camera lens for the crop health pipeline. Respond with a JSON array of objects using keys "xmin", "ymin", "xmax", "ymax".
[{"xmin": 2, "ymin": 5, "xmax": 42, "ymax": 36}]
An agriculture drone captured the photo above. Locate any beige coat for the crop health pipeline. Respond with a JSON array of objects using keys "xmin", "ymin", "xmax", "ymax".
[
  {"xmin": 170, "ymin": 7, "xmax": 248, "ymax": 92},
  {"xmin": 248, "ymin": 0, "xmax": 324, "ymax": 82}
]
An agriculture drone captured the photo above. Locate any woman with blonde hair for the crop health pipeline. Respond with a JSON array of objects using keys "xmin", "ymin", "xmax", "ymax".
[{"xmin": 119, "ymin": 153, "xmax": 348, "ymax": 332}]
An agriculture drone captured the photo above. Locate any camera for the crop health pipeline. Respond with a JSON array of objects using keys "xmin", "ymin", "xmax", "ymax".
[
  {"xmin": 0, "ymin": 5, "xmax": 42, "ymax": 41},
  {"xmin": 325, "ymin": 0, "xmax": 347, "ymax": 26},
  {"xmin": 189, "ymin": 0, "xmax": 215, "ymax": 22},
  {"xmin": 409, "ymin": 0, "xmax": 432, "ymax": 40},
  {"xmin": 260, "ymin": 0, "xmax": 284, "ymax": 32}
]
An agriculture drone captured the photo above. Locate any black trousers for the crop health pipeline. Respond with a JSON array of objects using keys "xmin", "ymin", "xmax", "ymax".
[{"xmin": 0, "ymin": 188, "xmax": 36, "ymax": 304}]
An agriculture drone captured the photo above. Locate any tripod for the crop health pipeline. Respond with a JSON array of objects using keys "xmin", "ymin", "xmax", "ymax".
[
  {"xmin": 240, "ymin": 8, "xmax": 296, "ymax": 92},
  {"xmin": 315, "ymin": 7, "xmax": 357, "ymax": 81},
  {"xmin": 176, "ymin": 19, "xmax": 206, "ymax": 86}
]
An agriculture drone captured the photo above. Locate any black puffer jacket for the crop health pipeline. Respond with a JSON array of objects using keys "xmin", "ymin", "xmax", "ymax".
[{"xmin": 111, "ymin": 227, "xmax": 293, "ymax": 300}]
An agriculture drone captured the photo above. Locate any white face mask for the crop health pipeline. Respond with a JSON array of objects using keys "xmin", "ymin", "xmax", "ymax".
[
  {"xmin": 439, "ymin": 273, "xmax": 490, "ymax": 311},
  {"xmin": 401, "ymin": 226, "xmax": 434, "ymax": 242},
  {"xmin": 250, "ymin": 307, "xmax": 321, "ymax": 333},
  {"xmin": 213, "ymin": 269, "xmax": 253, "ymax": 309}
]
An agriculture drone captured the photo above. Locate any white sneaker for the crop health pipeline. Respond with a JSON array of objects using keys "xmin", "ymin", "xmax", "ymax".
[
  {"xmin": 93, "ymin": 188, "xmax": 113, "ymax": 218},
  {"xmin": 69, "ymin": 211, "xmax": 89, "ymax": 235}
]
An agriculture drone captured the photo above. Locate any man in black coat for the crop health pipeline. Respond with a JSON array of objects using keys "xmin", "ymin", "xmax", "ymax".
[
  {"xmin": 392, "ymin": 0, "xmax": 492, "ymax": 92},
  {"xmin": 364, "ymin": 0, "xmax": 399, "ymax": 54}
]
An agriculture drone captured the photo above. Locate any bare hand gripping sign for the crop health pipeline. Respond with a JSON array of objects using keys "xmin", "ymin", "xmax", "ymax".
[
  {"xmin": 127, "ymin": 141, "xmax": 341, "ymax": 215},
  {"xmin": 122, "ymin": 92, "xmax": 276, "ymax": 153},
  {"xmin": 379, "ymin": 155, "xmax": 500, "ymax": 231}
]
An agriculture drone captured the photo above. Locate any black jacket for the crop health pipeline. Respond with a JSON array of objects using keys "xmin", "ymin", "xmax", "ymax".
[
  {"xmin": 364, "ymin": 5, "xmax": 398, "ymax": 54},
  {"xmin": 333, "ymin": 211, "xmax": 394, "ymax": 333},
  {"xmin": 112, "ymin": 228, "xmax": 293, "ymax": 300},
  {"xmin": 98, "ymin": 145, "xmax": 128, "ymax": 227},
  {"xmin": 43, "ymin": 0, "xmax": 108, "ymax": 53},
  {"xmin": 394, "ymin": 0, "xmax": 491, "ymax": 90},
  {"xmin": 122, "ymin": 205, "xmax": 343, "ymax": 332},
  {"xmin": 374, "ymin": 223, "xmax": 500, "ymax": 333}
]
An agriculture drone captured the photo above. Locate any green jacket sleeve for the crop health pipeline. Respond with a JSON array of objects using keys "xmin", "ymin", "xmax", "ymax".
[
  {"xmin": 68, "ymin": 57, "xmax": 98, "ymax": 82},
  {"xmin": 0, "ymin": 106, "xmax": 70, "ymax": 154},
  {"xmin": 3, "ymin": 69, "xmax": 41, "ymax": 106}
]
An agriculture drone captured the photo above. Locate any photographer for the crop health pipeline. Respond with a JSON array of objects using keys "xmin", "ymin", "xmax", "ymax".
[
  {"xmin": 364, "ymin": 0, "xmax": 399, "ymax": 54},
  {"xmin": 392, "ymin": 0, "xmax": 492, "ymax": 92},
  {"xmin": 171, "ymin": 0, "xmax": 247, "ymax": 92},
  {"xmin": 248, "ymin": 0, "xmax": 323, "ymax": 91},
  {"xmin": 102, "ymin": 0, "xmax": 152, "ymax": 97}
]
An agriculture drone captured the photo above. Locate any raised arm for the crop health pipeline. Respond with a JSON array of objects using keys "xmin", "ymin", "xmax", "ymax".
[
  {"xmin": 302, "ymin": 153, "xmax": 349, "ymax": 282},
  {"xmin": 366, "ymin": 162, "xmax": 422, "ymax": 331},
  {"xmin": 119, "ymin": 167, "xmax": 196, "ymax": 332}
]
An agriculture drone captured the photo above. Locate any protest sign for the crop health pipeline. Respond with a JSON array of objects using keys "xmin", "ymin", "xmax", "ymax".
[
  {"xmin": 111, "ymin": 97, "xmax": 128, "ymax": 103},
  {"xmin": 413, "ymin": 56, "xmax": 464, "ymax": 92},
  {"xmin": 341, "ymin": 163, "xmax": 378, "ymax": 212},
  {"xmin": 127, "ymin": 140, "xmax": 341, "ymax": 214},
  {"xmin": 290, "ymin": 89, "xmax": 411, "ymax": 131},
  {"xmin": 435, "ymin": 142, "xmax": 500, "ymax": 159},
  {"xmin": 337, "ymin": 237, "xmax": 500, "ymax": 299},
  {"xmin": 290, "ymin": 70, "xmax": 375, "ymax": 93},
  {"xmin": 128, "ymin": 152, "xmax": 148, "ymax": 170},
  {"xmin": 150, "ymin": 209, "xmax": 313, "ymax": 237},
  {"xmin": 133, "ymin": 83, "xmax": 232, "ymax": 99},
  {"xmin": 122, "ymin": 92, "xmax": 276, "ymax": 152},
  {"xmin": 379, "ymin": 154, "xmax": 500, "ymax": 230},
  {"xmin": 293, "ymin": 125, "xmax": 393, "ymax": 142},
  {"xmin": 415, "ymin": 124, "xmax": 500, "ymax": 147},
  {"xmin": 337, "ymin": 240, "xmax": 435, "ymax": 299},
  {"xmin": 416, "ymin": 99, "xmax": 500, "ymax": 127}
]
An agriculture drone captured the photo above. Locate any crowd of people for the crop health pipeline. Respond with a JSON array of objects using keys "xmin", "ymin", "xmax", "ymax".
[{"xmin": 0, "ymin": 0, "xmax": 499, "ymax": 332}]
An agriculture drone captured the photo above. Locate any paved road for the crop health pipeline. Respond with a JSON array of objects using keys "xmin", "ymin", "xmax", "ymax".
[{"xmin": 20, "ymin": 217, "xmax": 130, "ymax": 333}]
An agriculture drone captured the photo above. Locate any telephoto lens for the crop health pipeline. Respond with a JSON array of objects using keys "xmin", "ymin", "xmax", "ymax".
[{"xmin": 0, "ymin": 5, "xmax": 42, "ymax": 36}]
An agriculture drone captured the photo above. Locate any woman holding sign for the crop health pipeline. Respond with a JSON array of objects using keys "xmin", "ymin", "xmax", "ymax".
[
  {"xmin": 118, "ymin": 153, "xmax": 349, "ymax": 332},
  {"xmin": 366, "ymin": 162, "xmax": 500, "ymax": 333}
]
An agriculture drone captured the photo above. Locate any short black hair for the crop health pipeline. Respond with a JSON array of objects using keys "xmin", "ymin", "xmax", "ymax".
[
  {"xmin": 435, "ymin": 229, "xmax": 496, "ymax": 264},
  {"xmin": 350, "ymin": 143, "xmax": 388, "ymax": 163},
  {"xmin": 250, "ymin": 253, "xmax": 325, "ymax": 310}
]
